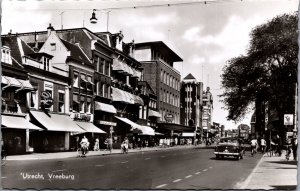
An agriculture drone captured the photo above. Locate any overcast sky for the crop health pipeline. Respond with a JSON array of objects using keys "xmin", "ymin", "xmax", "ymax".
[{"xmin": 2, "ymin": 0, "xmax": 298, "ymax": 129}]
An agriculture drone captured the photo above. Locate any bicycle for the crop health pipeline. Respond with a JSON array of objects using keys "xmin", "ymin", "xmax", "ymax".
[{"xmin": 250, "ymin": 145, "xmax": 256, "ymax": 156}]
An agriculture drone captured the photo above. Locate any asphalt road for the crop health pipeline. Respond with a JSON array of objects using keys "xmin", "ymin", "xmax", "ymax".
[{"xmin": 1, "ymin": 147, "xmax": 262, "ymax": 189}]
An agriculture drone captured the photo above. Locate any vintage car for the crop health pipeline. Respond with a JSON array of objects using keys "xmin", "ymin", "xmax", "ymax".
[{"xmin": 214, "ymin": 137, "xmax": 245, "ymax": 160}]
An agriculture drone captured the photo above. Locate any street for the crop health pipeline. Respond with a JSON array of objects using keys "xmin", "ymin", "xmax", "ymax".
[{"xmin": 2, "ymin": 147, "xmax": 262, "ymax": 189}]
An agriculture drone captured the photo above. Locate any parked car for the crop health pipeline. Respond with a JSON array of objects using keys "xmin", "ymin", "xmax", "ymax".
[{"xmin": 214, "ymin": 137, "xmax": 245, "ymax": 160}]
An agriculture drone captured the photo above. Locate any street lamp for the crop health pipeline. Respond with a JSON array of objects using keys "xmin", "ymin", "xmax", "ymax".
[{"xmin": 90, "ymin": 9, "xmax": 111, "ymax": 32}]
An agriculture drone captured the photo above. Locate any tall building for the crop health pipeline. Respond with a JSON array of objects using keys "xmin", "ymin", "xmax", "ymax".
[
  {"xmin": 180, "ymin": 73, "xmax": 203, "ymax": 140},
  {"xmin": 134, "ymin": 41, "xmax": 191, "ymax": 136},
  {"xmin": 202, "ymin": 87, "xmax": 213, "ymax": 139}
]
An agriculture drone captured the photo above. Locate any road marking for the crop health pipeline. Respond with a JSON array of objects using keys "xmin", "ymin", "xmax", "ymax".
[
  {"xmin": 52, "ymin": 169, "xmax": 66, "ymax": 172},
  {"xmin": 155, "ymin": 184, "xmax": 167, "ymax": 188},
  {"xmin": 209, "ymin": 166, "xmax": 213, "ymax": 169},
  {"xmin": 185, "ymin": 175, "xmax": 193, "ymax": 179},
  {"xmin": 2, "ymin": 177, "xmax": 7, "ymax": 179},
  {"xmin": 145, "ymin": 158, "xmax": 151, "ymax": 160},
  {"xmin": 195, "ymin": 172, "xmax": 201, "ymax": 175},
  {"xmin": 173, "ymin": 179, "xmax": 182, "ymax": 183},
  {"xmin": 121, "ymin": 161, "xmax": 128, "ymax": 164},
  {"xmin": 161, "ymin": 156, "xmax": 166, "ymax": 158},
  {"xmin": 95, "ymin": 164, "xmax": 104, "ymax": 167},
  {"xmin": 203, "ymin": 169, "xmax": 208, "ymax": 171}
]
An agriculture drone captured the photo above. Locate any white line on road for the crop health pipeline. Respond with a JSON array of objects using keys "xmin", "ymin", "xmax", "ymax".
[
  {"xmin": 173, "ymin": 179, "xmax": 182, "ymax": 183},
  {"xmin": 195, "ymin": 172, "xmax": 201, "ymax": 175},
  {"xmin": 2, "ymin": 177, "xmax": 7, "ymax": 179},
  {"xmin": 145, "ymin": 158, "xmax": 151, "ymax": 160},
  {"xmin": 203, "ymin": 169, "xmax": 208, "ymax": 171},
  {"xmin": 185, "ymin": 175, "xmax": 193, "ymax": 179},
  {"xmin": 160, "ymin": 156, "xmax": 166, "ymax": 158},
  {"xmin": 209, "ymin": 166, "xmax": 213, "ymax": 169},
  {"xmin": 52, "ymin": 169, "xmax": 66, "ymax": 172},
  {"xmin": 155, "ymin": 184, "xmax": 167, "ymax": 188},
  {"xmin": 121, "ymin": 161, "xmax": 128, "ymax": 164},
  {"xmin": 95, "ymin": 164, "xmax": 104, "ymax": 167}
]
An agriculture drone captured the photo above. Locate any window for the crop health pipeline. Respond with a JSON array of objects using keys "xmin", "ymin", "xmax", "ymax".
[
  {"xmin": 161, "ymin": 70, "xmax": 163, "ymax": 82},
  {"xmin": 87, "ymin": 75, "xmax": 93, "ymax": 90},
  {"xmin": 80, "ymin": 74, "xmax": 86, "ymax": 88},
  {"xmin": 30, "ymin": 90, "xmax": 37, "ymax": 108},
  {"xmin": 44, "ymin": 89, "xmax": 53, "ymax": 111},
  {"xmin": 58, "ymin": 92, "xmax": 65, "ymax": 113},
  {"xmin": 80, "ymin": 101, "xmax": 85, "ymax": 113},
  {"xmin": 43, "ymin": 57, "xmax": 50, "ymax": 71},
  {"xmin": 100, "ymin": 59, "xmax": 104, "ymax": 74},
  {"xmin": 73, "ymin": 72, "xmax": 79, "ymax": 87},
  {"xmin": 50, "ymin": 43, "xmax": 56, "ymax": 51},
  {"xmin": 87, "ymin": 102, "xmax": 91, "ymax": 113},
  {"xmin": 106, "ymin": 61, "xmax": 110, "ymax": 76}
]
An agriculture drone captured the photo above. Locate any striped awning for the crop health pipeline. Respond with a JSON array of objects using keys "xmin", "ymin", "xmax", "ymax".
[
  {"xmin": 148, "ymin": 109, "xmax": 162, "ymax": 118},
  {"xmin": 94, "ymin": 101, "xmax": 117, "ymax": 114},
  {"xmin": 2, "ymin": 76, "xmax": 34, "ymax": 91},
  {"xmin": 112, "ymin": 87, "xmax": 143, "ymax": 105},
  {"xmin": 75, "ymin": 121, "xmax": 106, "ymax": 134},
  {"xmin": 1, "ymin": 115, "xmax": 42, "ymax": 130}
]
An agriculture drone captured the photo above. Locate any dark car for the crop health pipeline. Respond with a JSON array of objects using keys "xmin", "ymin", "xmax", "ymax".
[{"xmin": 214, "ymin": 137, "xmax": 245, "ymax": 160}]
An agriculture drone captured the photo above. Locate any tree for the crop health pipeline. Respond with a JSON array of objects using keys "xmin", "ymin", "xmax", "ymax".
[{"xmin": 220, "ymin": 13, "xmax": 298, "ymax": 122}]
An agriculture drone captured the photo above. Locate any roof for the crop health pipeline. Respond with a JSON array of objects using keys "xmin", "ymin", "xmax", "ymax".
[
  {"xmin": 60, "ymin": 38, "xmax": 91, "ymax": 65},
  {"xmin": 184, "ymin": 73, "xmax": 196, "ymax": 80},
  {"xmin": 1, "ymin": 36, "xmax": 23, "ymax": 65},
  {"xmin": 135, "ymin": 41, "xmax": 183, "ymax": 62}
]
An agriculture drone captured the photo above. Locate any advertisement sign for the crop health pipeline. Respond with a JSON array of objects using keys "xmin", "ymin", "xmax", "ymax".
[
  {"xmin": 284, "ymin": 114, "xmax": 293, "ymax": 126},
  {"xmin": 40, "ymin": 91, "xmax": 53, "ymax": 109},
  {"xmin": 164, "ymin": 114, "xmax": 174, "ymax": 123}
]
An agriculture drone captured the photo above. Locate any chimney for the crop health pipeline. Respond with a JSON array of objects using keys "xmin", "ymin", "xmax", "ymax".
[
  {"xmin": 47, "ymin": 23, "xmax": 55, "ymax": 36},
  {"xmin": 115, "ymin": 30, "xmax": 124, "ymax": 51},
  {"xmin": 33, "ymin": 31, "xmax": 39, "ymax": 52},
  {"xmin": 8, "ymin": 29, "xmax": 12, "ymax": 35}
]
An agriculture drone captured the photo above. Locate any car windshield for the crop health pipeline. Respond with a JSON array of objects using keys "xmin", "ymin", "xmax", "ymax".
[{"xmin": 219, "ymin": 139, "xmax": 238, "ymax": 144}]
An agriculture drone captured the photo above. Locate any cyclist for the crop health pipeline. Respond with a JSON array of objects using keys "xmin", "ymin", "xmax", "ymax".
[
  {"xmin": 250, "ymin": 137, "xmax": 258, "ymax": 156},
  {"xmin": 80, "ymin": 136, "xmax": 90, "ymax": 157}
]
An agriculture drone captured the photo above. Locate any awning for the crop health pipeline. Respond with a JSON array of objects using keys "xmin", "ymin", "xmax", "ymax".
[
  {"xmin": 1, "ymin": 115, "xmax": 42, "ymax": 130},
  {"xmin": 29, "ymin": 111, "xmax": 86, "ymax": 132},
  {"xmin": 181, "ymin": 132, "xmax": 195, "ymax": 137},
  {"xmin": 75, "ymin": 121, "xmax": 106, "ymax": 134},
  {"xmin": 138, "ymin": 125, "xmax": 155, "ymax": 136},
  {"xmin": 112, "ymin": 87, "xmax": 143, "ymax": 105},
  {"xmin": 148, "ymin": 109, "xmax": 162, "ymax": 118},
  {"xmin": 155, "ymin": 132, "xmax": 164, "ymax": 136},
  {"xmin": 94, "ymin": 101, "xmax": 117, "ymax": 113},
  {"xmin": 115, "ymin": 116, "xmax": 140, "ymax": 129},
  {"xmin": 2, "ymin": 76, "xmax": 34, "ymax": 91}
]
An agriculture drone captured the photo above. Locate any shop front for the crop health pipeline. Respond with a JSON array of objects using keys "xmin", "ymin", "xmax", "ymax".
[
  {"xmin": 1, "ymin": 114, "xmax": 42, "ymax": 155},
  {"xmin": 29, "ymin": 110, "xmax": 86, "ymax": 152}
]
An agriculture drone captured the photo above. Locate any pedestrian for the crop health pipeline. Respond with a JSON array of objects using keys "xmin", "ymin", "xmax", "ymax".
[
  {"xmin": 104, "ymin": 138, "xmax": 109, "ymax": 150},
  {"xmin": 175, "ymin": 137, "xmax": 178, "ymax": 146},
  {"xmin": 292, "ymin": 136, "xmax": 297, "ymax": 160},
  {"xmin": 93, "ymin": 138, "xmax": 99, "ymax": 151},
  {"xmin": 275, "ymin": 135, "xmax": 282, "ymax": 156},
  {"xmin": 261, "ymin": 137, "xmax": 266, "ymax": 154}
]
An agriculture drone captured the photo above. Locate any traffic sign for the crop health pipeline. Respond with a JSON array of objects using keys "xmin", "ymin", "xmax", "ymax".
[{"xmin": 284, "ymin": 114, "xmax": 293, "ymax": 125}]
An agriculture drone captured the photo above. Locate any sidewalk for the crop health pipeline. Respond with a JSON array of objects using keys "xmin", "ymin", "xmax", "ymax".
[
  {"xmin": 238, "ymin": 152, "xmax": 298, "ymax": 190},
  {"xmin": 5, "ymin": 144, "xmax": 212, "ymax": 161}
]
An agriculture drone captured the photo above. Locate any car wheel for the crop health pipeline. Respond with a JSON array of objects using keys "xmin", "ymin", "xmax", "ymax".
[{"xmin": 236, "ymin": 155, "xmax": 240, "ymax": 160}]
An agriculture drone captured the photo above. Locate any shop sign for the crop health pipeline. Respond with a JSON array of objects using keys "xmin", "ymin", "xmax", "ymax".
[
  {"xmin": 284, "ymin": 114, "xmax": 293, "ymax": 126},
  {"xmin": 164, "ymin": 113, "xmax": 174, "ymax": 123},
  {"xmin": 96, "ymin": 120, "xmax": 117, "ymax": 126},
  {"xmin": 40, "ymin": 91, "xmax": 53, "ymax": 109}
]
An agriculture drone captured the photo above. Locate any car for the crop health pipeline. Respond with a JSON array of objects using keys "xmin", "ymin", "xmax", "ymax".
[{"xmin": 214, "ymin": 137, "xmax": 245, "ymax": 160}]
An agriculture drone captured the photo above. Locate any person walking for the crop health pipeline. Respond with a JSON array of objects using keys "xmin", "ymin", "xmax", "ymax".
[
  {"xmin": 250, "ymin": 137, "xmax": 258, "ymax": 156},
  {"xmin": 93, "ymin": 138, "xmax": 99, "ymax": 151},
  {"xmin": 261, "ymin": 137, "xmax": 267, "ymax": 154}
]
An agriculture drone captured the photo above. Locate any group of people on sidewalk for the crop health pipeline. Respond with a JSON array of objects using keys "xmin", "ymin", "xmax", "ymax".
[{"xmin": 250, "ymin": 134, "xmax": 297, "ymax": 160}]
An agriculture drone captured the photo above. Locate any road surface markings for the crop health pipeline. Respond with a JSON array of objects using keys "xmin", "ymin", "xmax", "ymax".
[
  {"xmin": 121, "ymin": 161, "xmax": 128, "ymax": 164},
  {"xmin": 173, "ymin": 179, "xmax": 182, "ymax": 183},
  {"xmin": 160, "ymin": 156, "xmax": 166, "ymax": 158},
  {"xmin": 2, "ymin": 177, "xmax": 7, "ymax": 179},
  {"xmin": 195, "ymin": 172, "xmax": 201, "ymax": 175},
  {"xmin": 155, "ymin": 184, "xmax": 167, "ymax": 188},
  {"xmin": 95, "ymin": 164, "xmax": 104, "ymax": 167},
  {"xmin": 145, "ymin": 158, "xmax": 151, "ymax": 160},
  {"xmin": 52, "ymin": 169, "xmax": 66, "ymax": 172},
  {"xmin": 203, "ymin": 169, "xmax": 208, "ymax": 171},
  {"xmin": 185, "ymin": 175, "xmax": 193, "ymax": 179},
  {"xmin": 209, "ymin": 166, "xmax": 213, "ymax": 169}
]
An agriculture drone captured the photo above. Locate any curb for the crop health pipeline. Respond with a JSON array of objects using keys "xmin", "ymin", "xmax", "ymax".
[{"xmin": 234, "ymin": 154, "xmax": 264, "ymax": 189}]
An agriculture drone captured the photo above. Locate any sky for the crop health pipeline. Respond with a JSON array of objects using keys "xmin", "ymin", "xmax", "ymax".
[{"xmin": 1, "ymin": 0, "xmax": 299, "ymax": 129}]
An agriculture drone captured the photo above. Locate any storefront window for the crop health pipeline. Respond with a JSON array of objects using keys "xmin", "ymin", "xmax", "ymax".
[{"xmin": 58, "ymin": 92, "xmax": 65, "ymax": 113}]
